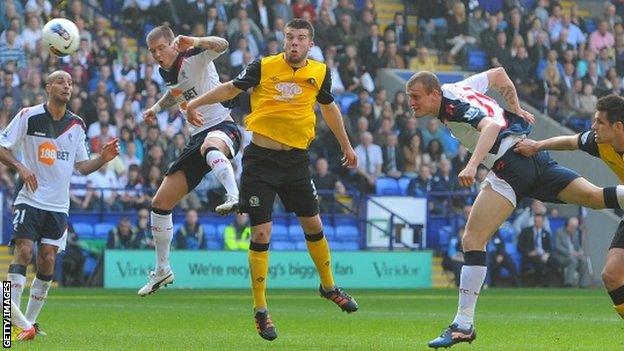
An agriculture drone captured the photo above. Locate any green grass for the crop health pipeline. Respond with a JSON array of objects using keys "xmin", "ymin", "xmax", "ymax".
[{"xmin": 9, "ymin": 288, "xmax": 624, "ymax": 350}]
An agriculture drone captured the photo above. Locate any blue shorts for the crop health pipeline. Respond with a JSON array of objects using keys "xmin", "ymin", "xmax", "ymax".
[{"xmin": 489, "ymin": 149, "xmax": 581, "ymax": 206}]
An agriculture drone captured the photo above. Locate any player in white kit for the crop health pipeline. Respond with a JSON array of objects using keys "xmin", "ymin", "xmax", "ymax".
[
  {"xmin": 138, "ymin": 25, "xmax": 241, "ymax": 296},
  {"xmin": 0, "ymin": 70, "xmax": 119, "ymax": 339}
]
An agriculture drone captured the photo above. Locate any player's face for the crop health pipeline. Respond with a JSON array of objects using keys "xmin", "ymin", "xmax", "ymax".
[
  {"xmin": 283, "ymin": 28, "xmax": 312, "ymax": 65},
  {"xmin": 148, "ymin": 36, "xmax": 177, "ymax": 69},
  {"xmin": 406, "ymin": 82, "xmax": 439, "ymax": 118},
  {"xmin": 592, "ymin": 111, "xmax": 617, "ymax": 144},
  {"xmin": 46, "ymin": 73, "xmax": 73, "ymax": 105}
]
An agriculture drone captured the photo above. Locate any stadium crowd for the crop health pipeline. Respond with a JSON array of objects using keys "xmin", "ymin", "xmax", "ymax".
[{"xmin": 0, "ymin": 0, "xmax": 613, "ymax": 287}]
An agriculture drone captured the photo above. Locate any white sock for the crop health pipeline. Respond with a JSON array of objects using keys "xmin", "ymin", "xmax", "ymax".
[
  {"xmin": 206, "ymin": 150, "xmax": 239, "ymax": 198},
  {"xmin": 25, "ymin": 277, "xmax": 51, "ymax": 324},
  {"xmin": 7, "ymin": 273, "xmax": 26, "ymax": 309},
  {"xmin": 616, "ymin": 185, "xmax": 624, "ymax": 209},
  {"xmin": 151, "ymin": 210, "xmax": 173, "ymax": 275},
  {"xmin": 11, "ymin": 300, "xmax": 31, "ymax": 329},
  {"xmin": 452, "ymin": 265, "xmax": 487, "ymax": 329}
]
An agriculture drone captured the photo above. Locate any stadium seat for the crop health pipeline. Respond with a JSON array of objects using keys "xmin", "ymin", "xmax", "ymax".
[
  {"xmin": 272, "ymin": 225, "xmax": 289, "ymax": 241},
  {"xmin": 438, "ymin": 225, "xmax": 454, "ymax": 252},
  {"xmin": 288, "ymin": 224, "xmax": 304, "ymax": 239},
  {"xmin": 335, "ymin": 93, "xmax": 359, "ymax": 113},
  {"xmin": 335, "ymin": 225, "xmax": 359, "ymax": 242},
  {"xmin": 203, "ymin": 224, "xmax": 217, "ymax": 239},
  {"xmin": 73, "ymin": 222, "xmax": 94, "ymax": 240},
  {"xmin": 375, "ymin": 177, "xmax": 400, "ymax": 195},
  {"xmin": 272, "ymin": 241, "xmax": 296, "ymax": 251},
  {"xmin": 272, "ymin": 215, "xmax": 290, "ymax": 227},
  {"xmin": 585, "ymin": 19, "xmax": 596, "ymax": 34},
  {"xmin": 206, "ymin": 240, "xmax": 223, "ymax": 250},
  {"xmin": 217, "ymin": 224, "xmax": 228, "ymax": 237},
  {"xmin": 172, "ymin": 224, "xmax": 182, "ymax": 236},
  {"xmin": 328, "ymin": 241, "xmax": 344, "ymax": 251},
  {"xmin": 323, "ymin": 225, "xmax": 335, "ymax": 240},
  {"xmin": 333, "ymin": 215, "xmax": 357, "ymax": 227},
  {"xmin": 94, "ymin": 223, "xmax": 116, "ymax": 240},
  {"xmin": 341, "ymin": 241, "xmax": 360, "ymax": 251},
  {"xmin": 295, "ymin": 241, "xmax": 307, "ymax": 251},
  {"xmin": 467, "ymin": 50, "xmax": 487, "ymax": 71},
  {"xmin": 498, "ymin": 222, "xmax": 516, "ymax": 243},
  {"xmin": 398, "ymin": 177, "xmax": 411, "ymax": 195}
]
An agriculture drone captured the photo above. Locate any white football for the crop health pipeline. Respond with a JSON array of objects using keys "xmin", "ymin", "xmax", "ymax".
[{"xmin": 42, "ymin": 18, "xmax": 80, "ymax": 57}]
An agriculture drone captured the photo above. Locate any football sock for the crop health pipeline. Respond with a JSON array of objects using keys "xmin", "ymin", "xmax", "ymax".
[
  {"xmin": 305, "ymin": 232, "xmax": 335, "ymax": 291},
  {"xmin": 151, "ymin": 208, "xmax": 173, "ymax": 275},
  {"xmin": 452, "ymin": 251, "xmax": 487, "ymax": 330},
  {"xmin": 25, "ymin": 273, "xmax": 52, "ymax": 324},
  {"xmin": 11, "ymin": 300, "xmax": 31, "ymax": 330},
  {"xmin": 205, "ymin": 149, "xmax": 239, "ymax": 198},
  {"xmin": 608, "ymin": 285, "xmax": 624, "ymax": 319},
  {"xmin": 249, "ymin": 241, "xmax": 269, "ymax": 311},
  {"xmin": 8, "ymin": 264, "xmax": 27, "ymax": 308}
]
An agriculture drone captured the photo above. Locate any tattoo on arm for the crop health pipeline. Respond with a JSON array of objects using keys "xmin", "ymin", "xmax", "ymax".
[
  {"xmin": 206, "ymin": 37, "xmax": 229, "ymax": 53},
  {"xmin": 157, "ymin": 90, "xmax": 178, "ymax": 110},
  {"xmin": 498, "ymin": 85, "xmax": 520, "ymax": 110}
]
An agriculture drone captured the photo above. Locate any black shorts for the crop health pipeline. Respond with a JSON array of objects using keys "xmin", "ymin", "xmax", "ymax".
[
  {"xmin": 611, "ymin": 221, "xmax": 624, "ymax": 249},
  {"xmin": 239, "ymin": 143, "xmax": 319, "ymax": 225},
  {"xmin": 12, "ymin": 203, "xmax": 67, "ymax": 244},
  {"xmin": 492, "ymin": 149, "xmax": 581, "ymax": 204},
  {"xmin": 166, "ymin": 120, "xmax": 241, "ymax": 191}
]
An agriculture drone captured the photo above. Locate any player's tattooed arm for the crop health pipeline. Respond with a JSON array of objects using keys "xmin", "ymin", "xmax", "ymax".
[
  {"xmin": 487, "ymin": 67, "xmax": 535, "ymax": 124},
  {"xmin": 155, "ymin": 90, "xmax": 178, "ymax": 111},
  {"xmin": 195, "ymin": 36, "xmax": 229, "ymax": 53}
]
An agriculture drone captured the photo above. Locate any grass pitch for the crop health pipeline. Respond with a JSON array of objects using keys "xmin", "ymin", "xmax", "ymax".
[{"xmin": 9, "ymin": 288, "xmax": 623, "ymax": 350}]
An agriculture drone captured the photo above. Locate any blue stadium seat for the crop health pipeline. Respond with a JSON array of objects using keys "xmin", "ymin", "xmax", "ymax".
[
  {"xmin": 585, "ymin": 19, "xmax": 597, "ymax": 34},
  {"xmin": 427, "ymin": 218, "xmax": 451, "ymax": 250},
  {"xmin": 272, "ymin": 241, "xmax": 296, "ymax": 251},
  {"xmin": 499, "ymin": 222, "xmax": 516, "ymax": 243},
  {"xmin": 341, "ymin": 241, "xmax": 360, "ymax": 251},
  {"xmin": 333, "ymin": 215, "xmax": 357, "ymax": 227},
  {"xmin": 398, "ymin": 177, "xmax": 411, "ymax": 195},
  {"xmin": 329, "ymin": 241, "xmax": 344, "ymax": 251},
  {"xmin": 323, "ymin": 225, "xmax": 335, "ymax": 240},
  {"xmin": 467, "ymin": 50, "xmax": 487, "ymax": 71},
  {"xmin": 272, "ymin": 215, "xmax": 290, "ymax": 227},
  {"xmin": 172, "ymin": 224, "xmax": 182, "ymax": 236},
  {"xmin": 272, "ymin": 225, "xmax": 289, "ymax": 241},
  {"xmin": 83, "ymin": 255, "xmax": 99, "ymax": 277},
  {"xmin": 295, "ymin": 241, "xmax": 307, "ymax": 251},
  {"xmin": 206, "ymin": 240, "xmax": 223, "ymax": 250},
  {"xmin": 335, "ymin": 93, "xmax": 359, "ymax": 113},
  {"xmin": 376, "ymin": 177, "xmax": 400, "ymax": 195},
  {"xmin": 217, "ymin": 224, "xmax": 228, "ymax": 237},
  {"xmin": 438, "ymin": 225, "xmax": 454, "ymax": 252},
  {"xmin": 335, "ymin": 225, "xmax": 359, "ymax": 241},
  {"xmin": 94, "ymin": 223, "xmax": 116, "ymax": 240},
  {"xmin": 288, "ymin": 224, "xmax": 304, "ymax": 239},
  {"xmin": 73, "ymin": 222, "xmax": 94, "ymax": 240},
  {"xmin": 203, "ymin": 224, "xmax": 217, "ymax": 239}
]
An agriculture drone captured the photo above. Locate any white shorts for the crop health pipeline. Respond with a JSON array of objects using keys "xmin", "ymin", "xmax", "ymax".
[
  {"xmin": 41, "ymin": 229, "xmax": 68, "ymax": 252},
  {"xmin": 482, "ymin": 171, "xmax": 517, "ymax": 207},
  {"xmin": 205, "ymin": 130, "xmax": 236, "ymax": 157}
]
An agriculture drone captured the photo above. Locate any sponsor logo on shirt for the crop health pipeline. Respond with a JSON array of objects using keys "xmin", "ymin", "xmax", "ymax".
[
  {"xmin": 273, "ymin": 82, "xmax": 302, "ymax": 101},
  {"xmin": 38, "ymin": 141, "xmax": 69, "ymax": 166}
]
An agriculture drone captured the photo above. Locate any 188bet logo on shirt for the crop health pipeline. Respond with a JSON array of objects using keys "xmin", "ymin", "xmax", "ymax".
[{"xmin": 38, "ymin": 141, "xmax": 69, "ymax": 166}]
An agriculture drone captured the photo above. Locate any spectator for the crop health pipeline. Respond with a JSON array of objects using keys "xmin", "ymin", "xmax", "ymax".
[
  {"xmin": 589, "ymin": 19, "xmax": 615, "ymax": 54},
  {"xmin": 386, "ymin": 12, "xmax": 413, "ymax": 55},
  {"xmin": 518, "ymin": 213, "xmax": 555, "ymax": 287},
  {"xmin": 312, "ymin": 157, "xmax": 342, "ymax": 212},
  {"xmin": 406, "ymin": 164, "xmax": 433, "ymax": 197},
  {"xmin": 487, "ymin": 230, "xmax": 521, "ymax": 287},
  {"xmin": 224, "ymin": 213, "xmax": 251, "ymax": 251},
  {"xmin": 402, "ymin": 133, "xmax": 429, "ymax": 178},
  {"xmin": 61, "ymin": 223, "xmax": 85, "ymax": 287},
  {"xmin": 174, "ymin": 209, "xmax": 206, "ymax": 250},
  {"xmin": 381, "ymin": 133, "xmax": 403, "ymax": 178},
  {"xmin": 353, "ymin": 131, "xmax": 382, "ymax": 193},
  {"xmin": 446, "ymin": 2, "xmax": 476, "ymax": 65},
  {"xmin": 443, "ymin": 228, "xmax": 464, "ymax": 287},
  {"xmin": 87, "ymin": 162, "xmax": 122, "ymax": 212},
  {"xmin": 107, "ymin": 217, "xmax": 141, "ymax": 249},
  {"xmin": 135, "ymin": 207, "xmax": 153, "ymax": 249},
  {"xmin": 0, "ymin": 29, "xmax": 26, "ymax": 68},
  {"xmin": 553, "ymin": 217, "xmax": 590, "ymax": 288},
  {"xmin": 413, "ymin": 46, "xmax": 436, "ymax": 72}
]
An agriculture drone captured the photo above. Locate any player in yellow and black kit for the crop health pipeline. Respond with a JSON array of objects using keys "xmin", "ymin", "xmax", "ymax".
[
  {"xmin": 515, "ymin": 94, "xmax": 624, "ymax": 321},
  {"xmin": 185, "ymin": 19, "xmax": 358, "ymax": 341}
]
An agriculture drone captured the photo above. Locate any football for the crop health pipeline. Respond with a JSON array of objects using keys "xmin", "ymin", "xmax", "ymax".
[{"xmin": 42, "ymin": 18, "xmax": 80, "ymax": 57}]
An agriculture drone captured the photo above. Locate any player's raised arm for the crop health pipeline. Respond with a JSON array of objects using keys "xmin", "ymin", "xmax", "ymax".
[
  {"xmin": 173, "ymin": 35, "xmax": 229, "ymax": 53},
  {"xmin": 485, "ymin": 67, "xmax": 535, "ymax": 124},
  {"xmin": 75, "ymin": 138, "xmax": 120, "ymax": 175},
  {"xmin": 514, "ymin": 134, "xmax": 580, "ymax": 157}
]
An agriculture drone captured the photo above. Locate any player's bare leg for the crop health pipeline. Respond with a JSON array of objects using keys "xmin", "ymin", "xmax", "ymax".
[
  {"xmin": 201, "ymin": 137, "xmax": 239, "ymax": 215},
  {"xmin": 248, "ymin": 222, "xmax": 277, "ymax": 340},
  {"xmin": 429, "ymin": 185, "xmax": 515, "ymax": 348},
  {"xmin": 602, "ymin": 248, "xmax": 624, "ymax": 318},
  {"xmin": 138, "ymin": 171, "xmax": 188, "ymax": 296},
  {"xmin": 298, "ymin": 215, "xmax": 358, "ymax": 312}
]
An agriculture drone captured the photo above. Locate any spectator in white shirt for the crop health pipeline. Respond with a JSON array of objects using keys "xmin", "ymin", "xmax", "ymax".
[{"xmin": 353, "ymin": 131, "xmax": 382, "ymax": 193}]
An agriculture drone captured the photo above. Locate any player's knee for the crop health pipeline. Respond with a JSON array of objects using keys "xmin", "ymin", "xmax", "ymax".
[
  {"xmin": 14, "ymin": 242, "xmax": 33, "ymax": 264},
  {"xmin": 461, "ymin": 231, "xmax": 487, "ymax": 251},
  {"xmin": 38, "ymin": 250, "xmax": 56, "ymax": 269},
  {"xmin": 251, "ymin": 227, "xmax": 271, "ymax": 244},
  {"xmin": 151, "ymin": 197, "xmax": 173, "ymax": 211},
  {"xmin": 602, "ymin": 265, "xmax": 623, "ymax": 290}
]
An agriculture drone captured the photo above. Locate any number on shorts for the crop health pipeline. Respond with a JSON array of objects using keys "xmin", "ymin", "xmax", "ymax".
[{"xmin": 12, "ymin": 208, "xmax": 25, "ymax": 229}]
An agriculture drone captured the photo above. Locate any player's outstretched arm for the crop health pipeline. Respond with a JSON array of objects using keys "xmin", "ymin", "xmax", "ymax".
[
  {"xmin": 319, "ymin": 102, "xmax": 357, "ymax": 168},
  {"xmin": 186, "ymin": 82, "xmax": 243, "ymax": 126},
  {"xmin": 486, "ymin": 67, "xmax": 535, "ymax": 124},
  {"xmin": 458, "ymin": 118, "xmax": 502, "ymax": 187},
  {"xmin": 514, "ymin": 134, "xmax": 580, "ymax": 156},
  {"xmin": 173, "ymin": 35, "xmax": 229, "ymax": 53},
  {"xmin": 0, "ymin": 146, "xmax": 37, "ymax": 191},
  {"xmin": 75, "ymin": 138, "xmax": 120, "ymax": 175},
  {"xmin": 143, "ymin": 90, "xmax": 177, "ymax": 125}
]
